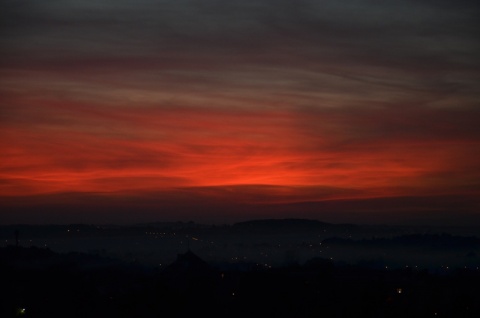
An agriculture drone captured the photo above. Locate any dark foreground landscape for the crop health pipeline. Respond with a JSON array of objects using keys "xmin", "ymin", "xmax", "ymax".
[{"xmin": 1, "ymin": 219, "xmax": 480, "ymax": 317}]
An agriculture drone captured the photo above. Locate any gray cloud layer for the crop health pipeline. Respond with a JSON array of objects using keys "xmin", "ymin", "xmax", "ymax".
[{"xmin": 2, "ymin": 0, "xmax": 479, "ymax": 63}]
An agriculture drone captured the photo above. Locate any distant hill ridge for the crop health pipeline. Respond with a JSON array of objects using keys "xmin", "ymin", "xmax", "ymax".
[{"xmin": 232, "ymin": 218, "xmax": 356, "ymax": 231}]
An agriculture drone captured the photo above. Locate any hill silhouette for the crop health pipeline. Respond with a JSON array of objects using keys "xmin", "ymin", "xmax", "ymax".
[{"xmin": 232, "ymin": 218, "xmax": 356, "ymax": 233}]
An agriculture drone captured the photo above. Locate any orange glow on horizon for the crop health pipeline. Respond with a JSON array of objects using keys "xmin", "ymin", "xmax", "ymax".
[{"xmin": 2, "ymin": 95, "xmax": 478, "ymax": 205}]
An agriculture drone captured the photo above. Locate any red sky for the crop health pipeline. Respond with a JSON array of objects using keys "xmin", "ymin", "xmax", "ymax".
[{"xmin": 1, "ymin": 1, "xmax": 479, "ymax": 224}]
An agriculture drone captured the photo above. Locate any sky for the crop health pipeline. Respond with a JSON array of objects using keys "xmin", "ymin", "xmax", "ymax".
[{"xmin": 1, "ymin": 0, "xmax": 479, "ymax": 225}]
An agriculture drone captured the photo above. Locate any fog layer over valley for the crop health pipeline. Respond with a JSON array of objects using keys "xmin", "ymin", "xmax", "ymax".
[{"xmin": 2, "ymin": 219, "xmax": 479, "ymax": 272}]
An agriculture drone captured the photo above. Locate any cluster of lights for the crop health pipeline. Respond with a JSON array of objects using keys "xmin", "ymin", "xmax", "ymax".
[{"xmin": 229, "ymin": 256, "xmax": 248, "ymax": 262}]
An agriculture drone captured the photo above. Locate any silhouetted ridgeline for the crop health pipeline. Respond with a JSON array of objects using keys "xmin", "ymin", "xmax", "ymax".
[
  {"xmin": 2, "ymin": 219, "xmax": 479, "ymax": 239},
  {"xmin": 1, "ymin": 245, "xmax": 479, "ymax": 318},
  {"xmin": 0, "ymin": 222, "xmax": 202, "ymax": 239},
  {"xmin": 323, "ymin": 234, "xmax": 480, "ymax": 249},
  {"xmin": 233, "ymin": 218, "xmax": 343, "ymax": 230}
]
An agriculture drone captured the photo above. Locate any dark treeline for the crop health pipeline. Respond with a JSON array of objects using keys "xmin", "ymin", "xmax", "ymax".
[{"xmin": 1, "ymin": 245, "xmax": 479, "ymax": 318}]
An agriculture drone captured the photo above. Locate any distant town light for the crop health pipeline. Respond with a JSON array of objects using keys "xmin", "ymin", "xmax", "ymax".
[{"xmin": 16, "ymin": 308, "xmax": 26, "ymax": 315}]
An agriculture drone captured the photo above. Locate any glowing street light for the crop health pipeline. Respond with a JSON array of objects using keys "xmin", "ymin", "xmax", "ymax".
[{"xmin": 16, "ymin": 308, "xmax": 26, "ymax": 316}]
